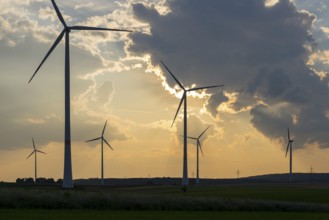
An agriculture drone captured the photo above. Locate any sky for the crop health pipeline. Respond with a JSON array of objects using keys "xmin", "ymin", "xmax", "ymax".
[{"xmin": 1, "ymin": 0, "xmax": 329, "ymax": 182}]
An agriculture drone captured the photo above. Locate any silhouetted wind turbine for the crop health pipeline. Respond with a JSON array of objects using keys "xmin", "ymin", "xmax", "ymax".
[
  {"xmin": 236, "ymin": 169, "xmax": 240, "ymax": 179},
  {"xmin": 26, "ymin": 138, "xmax": 46, "ymax": 183},
  {"xmin": 285, "ymin": 127, "xmax": 294, "ymax": 182},
  {"xmin": 161, "ymin": 60, "xmax": 223, "ymax": 186},
  {"xmin": 28, "ymin": 0, "xmax": 131, "ymax": 188},
  {"xmin": 86, "ymin": 121, "xmax": 113, "ymax": 185},
  {"xmin": 187, "ymin": 125, "xmax": 210, "ymax": 184}
]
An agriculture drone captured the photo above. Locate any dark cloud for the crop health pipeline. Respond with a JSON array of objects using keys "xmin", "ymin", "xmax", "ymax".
[
  {"xmin": 206, "ymin": 92, "xmax": 228, "ymax": 117},
  {"xmin": 250, "ymin": 104, "xmax": 294, "ymax": 140},
  {"xmin": 127, "ymin": 0, "xmax": 329, "ymax": 148},
  {"xmin": 129, "ymin": 0, "xmax": 316, "ymax": 88},
  {"xmin": 246, "ymin": 68, "xmax": 292, "ymax": 100}
]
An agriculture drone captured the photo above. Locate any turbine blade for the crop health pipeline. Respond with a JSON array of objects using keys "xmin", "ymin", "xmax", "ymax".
[
  {"xmin": 86, "ymin": 137, "xmax": 102, "ymax": 142},
  {"xmin": 26, "ymin": 151, "xmax": 35, "ymax": 159},
  {"xmin": 160, "ymin": 60, "xmax": 185, "ymax": 90},
  {"xmin": 70, "ymin": 26, "xmax": 132, "ymax": 32},
  {"xmin": 285, "ymin": 142, "xmax": 289, "ymax": 158},
  {"xmin": 103, "ymin": 139, "xmax": 113, "ymax": 150},
  {"xmin": 32, "ymin": 138, "xmax": 36, "ymax": 150},
  {"xmin": 199, "ymin": 125, "xmax": 211, "ymax": 139},
  {"xmin": 51, "ymin": 0, "xmax": 67, "ymax": 27},
  {"xmin": 102, "ymin": 121, "xmax": 107, "ymax": 136},
  {"xmin": 28, "ymin": 30, "xmax": 65, "ymax": 83},
  {"xmin": 36, "ymin": 150, "xmax": 46, "ymax": 155},
  {"xmin": 187, "ymin": 85, "xmax": 224, "ymax": 92},
  {"xmin": 287, "ymin": 127, "xmax": 290, "ymax": 140},
  {"xmin": 171, "ymin": 93, "xmax": 185, "ymax": 127},
  {"xmin": 198, "ymin": 141, "xmax": 204, "ymax": 156}
]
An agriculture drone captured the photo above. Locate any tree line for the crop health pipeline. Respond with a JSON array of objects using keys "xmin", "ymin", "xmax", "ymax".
[{"xmin": 16, "ymin": 177, "xmax": 63, "ymax": 184}]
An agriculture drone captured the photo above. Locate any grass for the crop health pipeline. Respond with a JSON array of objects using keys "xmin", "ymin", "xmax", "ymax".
[
  {"xmin": 2, "ymin": 210, "xmax": 329, "ymax": 220},
  {"xmin": 171, "ymin": 185, "xmax": 329, "ymax": 203},
  {"xmin": 114, "ymin": 184, "xmax": 329, "ymax": 204},
  {"xmin": 1, "ymin": 183, "xmax": 329, "ymax": 212}
]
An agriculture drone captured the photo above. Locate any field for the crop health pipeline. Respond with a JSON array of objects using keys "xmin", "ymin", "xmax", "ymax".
[
  {"xmin": 2, "ymin": 183, "xmax": 329, "ymax": 219},
  {"xmin": 2, "ymin": 210, "xmax": 329, "ymax": 220}
]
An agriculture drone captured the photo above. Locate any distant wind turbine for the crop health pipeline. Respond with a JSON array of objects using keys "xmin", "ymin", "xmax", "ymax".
[
  {"xmin": 285, "ymin": 127, "xmax": 294, "ymax": 182},
  {"xmin": 26, "ymin": 138, "xmax": 46, "ymax": 183},
  {"xmin": 86, "ymin": 121, "xmax": 113, "ymax": 185},
  {"xmin": 186, "ymin": 125, "xmax": 210, "ymax": 184},
  {"xmin": 236, "ymin": 169, "xmax": 240, "ymax": 179},
  {"xmin": 28, "ymin": 0, "xmax": 131, "ymax": 188},
  {"xmin": 161, "ymin": 60, "xmax": 223, "ymax": 186}
]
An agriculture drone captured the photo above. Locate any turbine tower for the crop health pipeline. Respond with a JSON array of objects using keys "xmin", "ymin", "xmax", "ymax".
[
  {"xmin": 187, "ymin": 125, "xmax": 210, "ymax": 184},
  {"xmin": 86, "ymin": 121, "xmax": 113, "ymax": 185},
  {"xmin": 28, "ymin": 0, "xmax": 131, "ymax": 188},
  {"xmin": 285, "ymin": 127, "xmax": 294, "ymax": 182},
  {"xmin": 26, "ymin": 138, "xmax": 46, "ymax": 183},
  {"xmin": 161, "ymin": 60, "xmax": 223, "ymax": 187}
]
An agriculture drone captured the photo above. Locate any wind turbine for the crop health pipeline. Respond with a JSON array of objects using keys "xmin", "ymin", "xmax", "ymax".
[
  {"xmin": 28, "ymin": 0, "xmax": 131, "ymax": 188},
  {"xmin": 161, "ymin": 60, "xmax": 223, "ymax": 186},
  {"xmin": 236, "ymin": 169, "xmax": 240, "ymax": 179},
  {"xmin": 26, "ymin": 138, "xmax": 46, "ymax": 183},
  {"xmin": 285, "ymin": 127, "xmax": 294, "ymax": 182},
  {"xmin": 186, "ymin": 125, "xmax": 210, "ymax": 184},
  {"xmin": 86, "ymin": 121, "xmax": 113, "ymax": 185}
]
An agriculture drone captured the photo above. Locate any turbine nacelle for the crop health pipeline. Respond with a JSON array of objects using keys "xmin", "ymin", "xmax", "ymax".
[
  {"xmin": 26, "ymin": 138, "xmax": 46, "ymax": 159},
  {"xmin": 160, "ymin": 60, "xmax": 223, "ymax": 127},
  {"xmin": 86, "ymin": 120, "xmax": 114, "ymax": 150},
  {"xmin": 28, "ymin": 0, "xmax": 131, "ymax": 84},
  {"xmin": 285, "ymin": 127, "xmax": 294, "ymax": 158},
  {"xmin": 186, "ymin": 125, "xmax": 210, "ymax": 156}
]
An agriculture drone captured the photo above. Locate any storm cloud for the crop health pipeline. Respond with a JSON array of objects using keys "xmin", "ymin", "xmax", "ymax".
[{"xmin": 127, "ymin": 0, "xmax": 329, "ymax": 148}]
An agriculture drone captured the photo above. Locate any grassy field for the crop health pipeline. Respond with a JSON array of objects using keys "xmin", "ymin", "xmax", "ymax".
[
  {"xmin": 114, "ymin": 184, "xmax": 329, "ymax": 204},
  {"xmin": 2, "ymin": 210, "xmax": 329, "ymax": 220},
  {"xmin": 2, "ymin": 183, "xmax": 329, "ymax": 219}
]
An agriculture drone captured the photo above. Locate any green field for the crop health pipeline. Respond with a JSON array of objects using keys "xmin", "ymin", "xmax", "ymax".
[
  {"xmin": 115, "ymin": 184, "xmax": 329, "ymax": 203},
  {"xmin": 2, "ymin": 210, "xmax": 329, "ymax": 220},
  {"xmin": 2, "ymin": 183, "xmax": 329, "ymax": 219}
]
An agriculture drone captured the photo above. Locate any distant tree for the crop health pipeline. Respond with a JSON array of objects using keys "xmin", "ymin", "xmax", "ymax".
[
  {"xmin": 16, "ymin": 178, "xmax": 24, "ymax": 183},
  {"xmin": 56, "ymin": 178, "xmax": 63, "ymax": 184},
  {"xmin": 36, "ymin": 178, "xmax": 46, "ymax": 184},
  {"xmin": 25, "ymin": 177, "xmax": 34, "ymax": 183},
  {"xmin": 46, "ymin": 178, "xmax": 55, "ymax": 184}
]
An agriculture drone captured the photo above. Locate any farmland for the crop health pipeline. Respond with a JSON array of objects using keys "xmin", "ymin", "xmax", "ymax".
[
  {"xmin": 2, "ymin": 210, "xmax": 329, "ymax": 220},
  {"xmin": 2, "ymin": 183, "xmax": 329, "ymax": 219}
]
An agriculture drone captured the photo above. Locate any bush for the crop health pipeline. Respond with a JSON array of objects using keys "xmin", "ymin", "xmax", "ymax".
[{"xmin": 25, "ymin": 178, "xmax": 35, "ymax": 183}]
